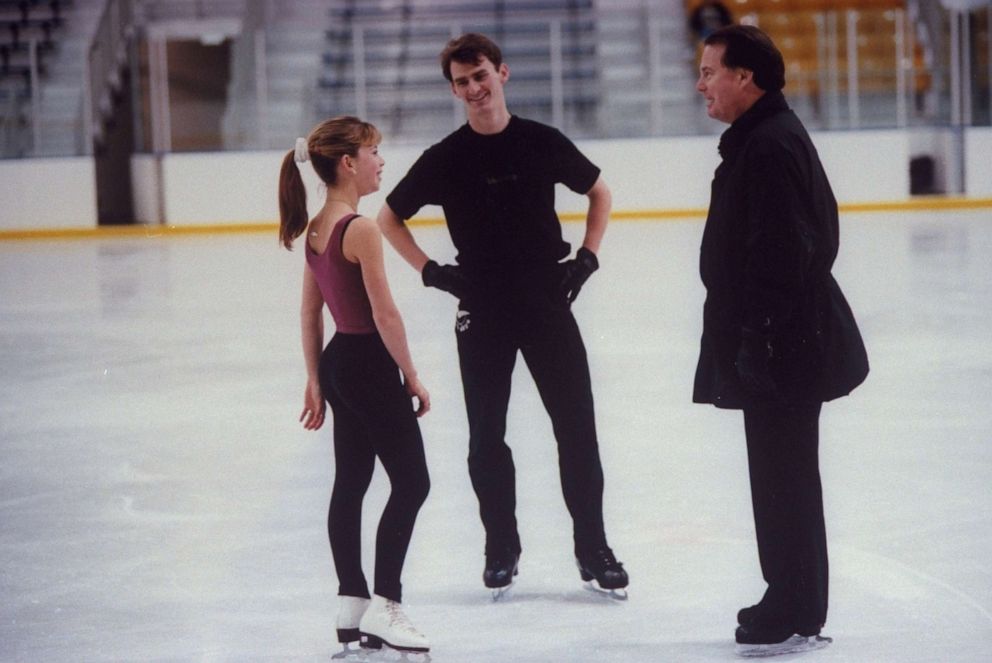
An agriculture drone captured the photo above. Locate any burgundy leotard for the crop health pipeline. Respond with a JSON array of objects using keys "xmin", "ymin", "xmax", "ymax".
[{"xmin": 305, "ymin": 214, "xmax": 376, "ymax": 334}]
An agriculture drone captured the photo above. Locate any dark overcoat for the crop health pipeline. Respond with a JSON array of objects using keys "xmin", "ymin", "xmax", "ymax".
[{"xmin": 693, "ymin": 91, "xmax": 869, "ymax": 409}]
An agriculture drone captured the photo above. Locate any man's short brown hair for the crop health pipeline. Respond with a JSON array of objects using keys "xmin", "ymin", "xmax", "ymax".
[{"xmin": 440, "ymin": 33, "xmax": 503, "ymax": 82}]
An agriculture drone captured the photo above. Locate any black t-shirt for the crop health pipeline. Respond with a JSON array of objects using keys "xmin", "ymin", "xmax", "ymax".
[{"xmin": 386, "ymin": 116, "xmax": 600, "ymax": 273}]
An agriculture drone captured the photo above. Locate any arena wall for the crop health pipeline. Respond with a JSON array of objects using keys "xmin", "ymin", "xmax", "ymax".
[
  {"xmin": 131, "ymin": 130, "xmax": 910, "ymax": 227},
  {"xmin": 1, "ymin": 129, "xmax": 989, "ymax": 232},
  {"xmin": 964, "ymin": 127, "xmax": 992, "ymax": 197},
  {"xmin": 0, "ymin": 157, "xmax": 98, "ymax": 230}
]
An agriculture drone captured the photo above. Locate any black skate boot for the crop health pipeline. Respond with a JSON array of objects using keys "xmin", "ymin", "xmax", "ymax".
[
  {"xmin": 576, "ymin": 547, "xmax": 628, "ymax": 599},
  {"xmin": 483, "ymin": 550, "xmax": 519, "ymax": 600},
  {"xmin": 738, "ymin": 587, "xmax": 799, "ymax": 626},
  {"xmin": 735, "ymin": 620, "xmax": 830, "ymax": 657},
  {"xmin": 737, "ymin": 603, "xmax": 759, "ymax": 626},
  {"xmin": 737, "ymin": 590, "xmax": 775, "ymax": 626}
]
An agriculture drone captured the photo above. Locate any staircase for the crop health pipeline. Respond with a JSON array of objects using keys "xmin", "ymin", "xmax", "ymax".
[
  {"xmin": 222, "ymin": 0, "xmax": 328, "ymax": 149},
  {"xmin": 595, "ymin": 0, "xmax": 708, "ymax": 137},
  {"xmin": 4, "ymin": 0, "xmax": 710, "ymax": 157},
  {"xmin": 1, "ymin": 0, "xmax": 104, "ymax": 157},
  {"xmin": 313, "ymin": 0, "xmax": 599, "ymax": 141},
  {"xmin": 37, "ymin": 0, "xmax": 103, "ymax": 155},
  {"xmin": 312, "ymin": 0, "xmax": 704, "ymax": 140}
]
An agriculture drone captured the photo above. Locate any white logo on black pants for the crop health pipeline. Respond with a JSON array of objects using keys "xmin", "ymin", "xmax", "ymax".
[{"xmin": 456, "ymin": 309, "xmax": 471, "ymax": 333}]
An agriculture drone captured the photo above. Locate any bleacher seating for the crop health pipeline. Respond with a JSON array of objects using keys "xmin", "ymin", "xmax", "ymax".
[
  {"xmin": 316, "ymin": 0, "xmax": 598, "ymax": 138},
  {"xmin": 0, "ymin": 1, "xmax": 65, "ymax": 93}
]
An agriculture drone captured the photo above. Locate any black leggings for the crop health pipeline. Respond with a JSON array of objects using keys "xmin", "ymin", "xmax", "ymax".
[{"xmin": 319, "ymin": 332, "xmax": 430, "ymax": 603}]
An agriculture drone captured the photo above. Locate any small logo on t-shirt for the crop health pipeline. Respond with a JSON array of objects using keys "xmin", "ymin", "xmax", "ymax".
[
  {"xmin": 486, "ymin": 173, "xmax": 518, "ymax": 186},
  {"xmin": 456, "ymin": 309, "xmax": 471, "ymax": 333}
]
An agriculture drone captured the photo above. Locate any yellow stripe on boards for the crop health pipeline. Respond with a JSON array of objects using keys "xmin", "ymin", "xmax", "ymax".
[{"xmin": 2, "ymin": 197, "xmax": 991, "ymax": 241}]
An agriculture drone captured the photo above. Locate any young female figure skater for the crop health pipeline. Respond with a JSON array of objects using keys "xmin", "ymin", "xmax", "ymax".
[{"xmin": 278, "ymin": 116, "xmax": 431, "ymax": 659}]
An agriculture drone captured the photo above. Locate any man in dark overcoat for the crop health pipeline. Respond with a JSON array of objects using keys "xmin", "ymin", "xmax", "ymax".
[{"xmin": 693, "ymin": 24, "xmax": 869, "ymax": 655}]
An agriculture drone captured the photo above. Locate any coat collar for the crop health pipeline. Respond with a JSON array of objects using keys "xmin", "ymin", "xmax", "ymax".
[{"xmin": 717, "ymin": 90, "xmax": 789, "ymax": 160}]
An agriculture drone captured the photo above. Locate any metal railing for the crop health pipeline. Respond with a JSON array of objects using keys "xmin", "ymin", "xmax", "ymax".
[
  {"xmin": 3, "ymin": 0, "xmax": 992, "ymax": 158},
  {"xmin": 0, "ymin": 83, "xmax": 28, "ymax": 156},
  {"xmin": 0, "ymin": 38, "xmax": 47, "ymax": 155},
  {"xmin": 321, "ymin": 16, "xmax": 598, "ymax": 131},
  {"xmin": 312, "ymin": 6, "xmax": 943, "ymax": 140}
]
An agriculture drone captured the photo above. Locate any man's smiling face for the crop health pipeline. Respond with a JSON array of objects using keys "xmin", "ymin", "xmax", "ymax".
[{"xmin": 449, "ymin": 56, "xmax": 510, "ymax": 117}]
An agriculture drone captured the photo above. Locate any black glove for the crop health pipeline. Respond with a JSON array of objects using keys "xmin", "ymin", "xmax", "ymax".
[
  {"xmin": 559, "ymin": 247, "xmax": 599, "ymax": 304},
  {"xmin": 422, "ymin": 260, "xmax": 469, "ymax": 299},
  {"xmin": 735, "ymin": 327, "xmax": 777, "ymax": 395}
]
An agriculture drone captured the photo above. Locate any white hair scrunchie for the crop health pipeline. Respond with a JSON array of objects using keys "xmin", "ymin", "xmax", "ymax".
[{"xmin": 294, "ymin": 137, "xmax": 309, "ymax": 164}]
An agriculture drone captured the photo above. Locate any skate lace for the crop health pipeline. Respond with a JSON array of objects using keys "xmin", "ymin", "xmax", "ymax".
[
  {"xmin": 589, "ymin": 547, "xmax": 622, "ymax": 571},
  {"xmin": 385, "ymin": 600, "xmax": 420, "ymax": 635}
]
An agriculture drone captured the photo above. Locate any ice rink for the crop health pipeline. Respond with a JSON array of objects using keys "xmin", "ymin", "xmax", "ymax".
[{"xmin": 1, "ymin": 208, "xmax": 990, "ymax": 662}]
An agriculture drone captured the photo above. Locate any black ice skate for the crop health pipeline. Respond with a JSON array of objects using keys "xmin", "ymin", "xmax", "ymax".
[
  {"xmin": 737, "ymin": 589, "xmax": 784, "ymax": 626},
  {"xmin": 483, "ymin": 550, "xmax": 519, "ymax": 601},
  {"xmin": 737, "ymin": 598, "xmax": 784, "ymax": 627},
  {"xmin": 737, "ymin": 603, "xmax": 759, "ymax": 627},
  {"xmin": 735, "ymin": 623, "xmax": 831, "ymax": 658},
  {"xmin": 576, "ymin": 547, "xmax": 628, "ymax": 600}
]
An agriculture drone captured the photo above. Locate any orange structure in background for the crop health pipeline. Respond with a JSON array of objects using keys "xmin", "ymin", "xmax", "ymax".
[{"xmin": 686, "ymin": 0, "xmax": 931, "ymax": 105}]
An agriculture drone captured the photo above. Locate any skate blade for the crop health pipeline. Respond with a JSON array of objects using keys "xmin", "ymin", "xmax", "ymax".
[
  {"xmin": 583, "ymin": 580, "xmax": 629, "ymax": 601},
  {"xmin": 490, "ymin": 579, "xmax": 515, "ymax": 602},
  {"xmin": 359, "ymin": 646, "xmax": 431, "ymax": 662},
  {"xmin": 332, "ymin": 642, "xmax": 364, "ymax": 660},
  {"xmin": 361, "ymin": 634, "xmax": 430, "ymax": 660},
  {"xmin": 736, "ymin": 634, "xmax": 832, "ymax": 658}
]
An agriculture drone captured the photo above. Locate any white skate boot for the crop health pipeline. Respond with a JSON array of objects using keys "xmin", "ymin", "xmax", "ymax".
[
  {"xmin": 332, "ymin": 595, "xmax": 370, "ymax": 660},
  {"xmin": 359, "ymin": 595, "xmax": 430, "ymax": 660}
]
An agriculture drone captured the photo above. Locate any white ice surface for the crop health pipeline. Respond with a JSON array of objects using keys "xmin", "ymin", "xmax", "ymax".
[{"xmin": 1, "ymin": 210, "xmax": 991, "ymax": 662}]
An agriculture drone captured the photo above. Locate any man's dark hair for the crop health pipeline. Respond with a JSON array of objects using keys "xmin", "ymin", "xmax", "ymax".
[
  {"xmin": 704, "ymin": 24, "xmax": 785, "ymax": 92},
  {"xmin": 440, "ymin": 33, "xmax": 503, "ymax": 82}
]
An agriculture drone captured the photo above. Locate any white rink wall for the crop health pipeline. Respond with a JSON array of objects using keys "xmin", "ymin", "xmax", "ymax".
[
  {"xmin": 1, "ymin": 128, "xmax": 991, "ymax": 231},
  {"xmin": 130, "ymin": 130, "xmax": 912, "ymax": 226},
  {"xmin": 0, "ymin": 157, "xmax": 98, "ymax": 230},
  {"xmin": 965, "ymin": 127, "xmax": 992, "ymax": 197}
]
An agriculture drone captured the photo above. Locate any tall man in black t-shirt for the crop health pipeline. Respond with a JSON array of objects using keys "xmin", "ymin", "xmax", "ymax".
[{"xmin": 377, "ymin": 33, "xmax": 628, "ymax": 597}]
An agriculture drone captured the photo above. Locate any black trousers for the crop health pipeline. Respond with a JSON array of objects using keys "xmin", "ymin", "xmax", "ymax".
[
  {"xmin": 742, "ymin": 401, "xmax": 828, "ymax": 629},
  {"xmin": 455, "ymin": 291, "xmax": 607, "ymax": 558},
  {"xmin": 319, "ymin": 332, "xmax": 430, "ymax": 603}
]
